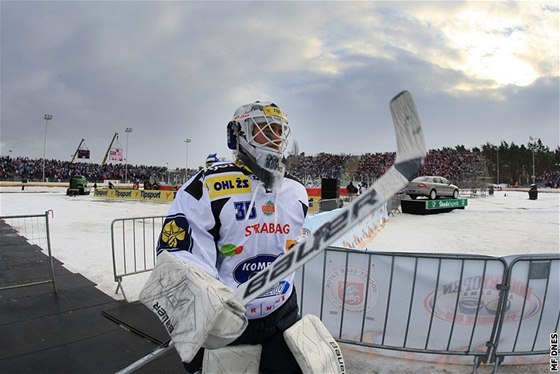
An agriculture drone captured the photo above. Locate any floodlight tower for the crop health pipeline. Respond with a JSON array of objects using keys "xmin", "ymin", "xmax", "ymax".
[
  {"xmin": 184, "ymin": 138, "xmax": 191, "ymax": 181},
  {"xmin": 124, "ymin": 128, "xmax": 133, "ymax": 182},
  {"xmin": 42, "ymin": 114, "xmax": 53, "ymax": 182}
]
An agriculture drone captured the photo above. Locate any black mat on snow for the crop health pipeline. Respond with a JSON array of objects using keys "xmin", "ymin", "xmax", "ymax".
[
  {"xmin": 102, "ymin": 301, "xmax": 171, "ymax": 345},
  {"xmin": 0, "ymin": 218, "xmax": 185, "ymax": 373}
]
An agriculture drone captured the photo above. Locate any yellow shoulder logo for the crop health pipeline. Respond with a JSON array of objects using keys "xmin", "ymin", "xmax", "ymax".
[
  {"xmin": 162, "ymin": 220, "xmax": 186, "ymax": 247},
  {"xmin": 206, "ymin": 175, "xmax": 251, "ymax": 199}
]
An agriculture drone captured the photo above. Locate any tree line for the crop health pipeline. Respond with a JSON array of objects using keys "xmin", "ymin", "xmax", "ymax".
[{"xmin": 464, "ymin": 138, "xmax": 559, "ymax": 186}]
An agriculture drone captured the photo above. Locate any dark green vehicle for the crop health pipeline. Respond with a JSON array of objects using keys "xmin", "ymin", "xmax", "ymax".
[{"xmin": 67, "ymin": 175, "xmax": 91, "ymax": 196}]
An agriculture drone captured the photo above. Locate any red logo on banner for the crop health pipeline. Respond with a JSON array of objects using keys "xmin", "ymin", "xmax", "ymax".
[
  {"xmin": 326, "ymin": 266, "xmax": 380, "ymax": 313},
  {"xmin": 338, "ymin": 281, "xmax": 365, "ymax": 306},
  {"xmin": 423, "ymin": 275, "xmax": 543, "ymax": 325}
]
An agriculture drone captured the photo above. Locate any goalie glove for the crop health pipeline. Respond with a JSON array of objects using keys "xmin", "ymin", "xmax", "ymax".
[{"xmin": 139, "ymin": 251, "xmax": 248, "ymax": 363}]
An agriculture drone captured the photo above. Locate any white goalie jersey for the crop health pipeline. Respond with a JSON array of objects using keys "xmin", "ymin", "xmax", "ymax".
[{"xmin": 156, "ymin": 161, "xmax": 308, "ymax": 319}]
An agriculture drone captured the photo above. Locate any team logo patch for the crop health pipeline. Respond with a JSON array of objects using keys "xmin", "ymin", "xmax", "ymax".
[
  {"xmin": 234, "ymin": 254, "xmax": 279, "ymax": 284},
  {"xmin": 157, "ymin": 214, "xmax": 193, "ymax": 253},
  {"xmin": 161, "ymin": 220, "xmax": 185, "ymax": 247},
  {"xmin": 220, "ymin": 244, "xmax": 244, "ymax": 256},
  {"xmin": 262, "ymin": 201, "xmax": 275, "ymax": 216},
  {"xmin": 205, "ymin": 175, "xmax": 251, "ymax": 199}
]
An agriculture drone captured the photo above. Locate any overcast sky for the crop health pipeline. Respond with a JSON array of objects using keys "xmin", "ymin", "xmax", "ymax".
[{"xmin": 1, "ymin": 1, "xmax": 558, "ymax": 169}]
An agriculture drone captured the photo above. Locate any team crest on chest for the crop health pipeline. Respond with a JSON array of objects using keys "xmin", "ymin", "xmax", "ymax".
[{"xmin": 262, "ymin": 201, "xmax": 275, "ymax": 216}]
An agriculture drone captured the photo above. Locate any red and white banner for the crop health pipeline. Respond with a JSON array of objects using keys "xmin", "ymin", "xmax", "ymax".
[{"xmin": 109, "ymin": 148, "xmax": 123, "ymax": 161}]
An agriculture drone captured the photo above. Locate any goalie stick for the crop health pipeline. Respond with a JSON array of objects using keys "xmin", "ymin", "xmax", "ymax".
[
  {"xmin": 236, "ymin": 90, "xmax": 425, "ymax": 305},
  {"xmin": 115, "ymin": 90, "xmax": 426, "ymax": 374}
]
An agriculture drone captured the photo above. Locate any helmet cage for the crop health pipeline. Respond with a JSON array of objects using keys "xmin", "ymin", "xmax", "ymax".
[
  {"xmin": 245, "ymin": 115, "xmax": 290, "ymax": 156},
  {"xmin": 229, "ymin": 102, "xmax": 290, "ymax": 192}
]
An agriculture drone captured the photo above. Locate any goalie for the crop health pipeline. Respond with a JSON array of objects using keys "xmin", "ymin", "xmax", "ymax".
[{"xmin": 140, "ymin": 101, "xmax": 344, "ymax": 373}]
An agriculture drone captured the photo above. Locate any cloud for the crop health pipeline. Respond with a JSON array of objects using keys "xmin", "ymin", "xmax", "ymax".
[{"xmin": 1, "ymin": 1, "xmax": 558, "ymax": 169}]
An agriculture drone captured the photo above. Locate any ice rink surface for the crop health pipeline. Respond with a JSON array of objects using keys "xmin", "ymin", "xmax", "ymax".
[{"xmin": 1, "ymin": 186, "xmax": 557, "ymax": 373}]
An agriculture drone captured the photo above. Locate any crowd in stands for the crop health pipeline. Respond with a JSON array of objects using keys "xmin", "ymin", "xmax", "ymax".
[
  {"xmin": 353, "ymin": 152, "xmax": 396, "ymax": 180},
  {"xmin": 285, "ymin": 149, "xmax": 481, "ymax": 187},
  {"xmin": 417, "ymin": 149, "xmax": 479, "ymax": 183},
  {"xmin": 2, "ymin": 150, "xmax": 559, "ymax": 189},
  {"xmin": 285, "ymin": 149, "xmax": 559, "ymax": 188},
  {"xmin": 287, "ymin": 153, "xmax": 350, "ymax": 181},
  {"xmin": 0, "ymin": 156, "xmax": 172, "ymax": 183},
  {"xmin": 542, "ymin": 171, "xmax": 560, "ymax": 188}
]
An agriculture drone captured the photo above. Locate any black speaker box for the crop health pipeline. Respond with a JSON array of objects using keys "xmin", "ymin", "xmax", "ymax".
[{"xmin": 321, "ymin": 178, "xmax": 339, "ymax": 199}]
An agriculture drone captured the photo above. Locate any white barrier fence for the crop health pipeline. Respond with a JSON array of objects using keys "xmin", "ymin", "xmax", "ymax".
[
  {"xmin": 295, "ymin": 248, "xmax": 558, "ymax": 373},
  {"xmin": 111, "ymin": 215, "xmax": 165, "ymax": 300}
]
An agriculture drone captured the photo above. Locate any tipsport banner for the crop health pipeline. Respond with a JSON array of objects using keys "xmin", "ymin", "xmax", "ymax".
[
  {"xmin": 296, "ymin": 249, "xmax": 558, "ymax": 365},
  {"xmin": 93, "ymin": 188, "xmax": 177, "ymax": 202}
]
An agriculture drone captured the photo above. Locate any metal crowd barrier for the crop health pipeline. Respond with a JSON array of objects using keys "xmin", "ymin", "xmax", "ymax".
[
  {"xmin": 387, "ymin": 193, "xmax": 405, "ymax": 214},
  {"xmin": 490, "ymin": 254, "xmax": 560, "ymax": 371},
  {"xmin": 0, "ymin": 210, "xmax": 57, "ymax": 293},
  {"xmin": 110, "ymin": 215, "xmax": 558, "ymax": 372},
  {"xmin": 295, "ymin": 249, "xmax": 559, "ymax": 373},
  {"xmin": 110, "ymin": 215, "xmax": 165, "ymax": 301}
]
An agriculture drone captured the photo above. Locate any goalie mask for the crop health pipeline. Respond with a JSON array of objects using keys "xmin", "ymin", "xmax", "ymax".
[{"xmin": 227, "ymin": 101, "xmax": 291, "ymax": 193}]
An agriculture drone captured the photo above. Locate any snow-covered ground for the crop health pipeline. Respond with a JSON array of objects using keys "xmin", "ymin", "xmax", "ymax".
[
  {"xmin": 0, "ymin": 186, "xmax": 557, "ymax": 373},
  {"xmin": 371, "ymin": 190, "xmax": 559, "ymax": 256}
]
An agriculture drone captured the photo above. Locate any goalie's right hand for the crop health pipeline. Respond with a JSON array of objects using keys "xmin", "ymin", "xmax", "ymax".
[{"xmin": 139, "ymin": 251, "xmax": 248, "ymax": 363}]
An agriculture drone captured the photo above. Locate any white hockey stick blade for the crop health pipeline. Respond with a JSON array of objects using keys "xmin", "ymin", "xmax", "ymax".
[
  {"xmin": 114, "ymin": 91, "xmax": 426, "ymax": 374},
  {"xmin": 235, "ymin": 90, "xmax": 427, "ymax": 306}
]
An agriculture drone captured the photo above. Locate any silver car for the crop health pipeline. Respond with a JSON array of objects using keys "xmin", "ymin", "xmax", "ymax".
[{"xmin": 405, "ymin": 176, "xmax": 460, "ymax": 200}]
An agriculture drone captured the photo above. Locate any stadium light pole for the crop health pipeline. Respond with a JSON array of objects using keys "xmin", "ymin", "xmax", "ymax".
[
  {"xmin": 166, "ymin": 162, "xmax": 169, "ymax": 184},
  {"xmin": 496, "ymin": 147, "xmax": 499, "ymax": 185},
  {"xmin": 124, "ymin": 127, "xmax": 133, "ymax": 183},
  {"xmin": 184, "ymin": 138, "xmax": 191, "ymax": 181},
  {"xmin": 529, "ymin": 136, "xmax": 536, "ymax": 184},
  {"xmin": 42, "ymin": 114, "xmax": 53, "ymax": 182}
]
